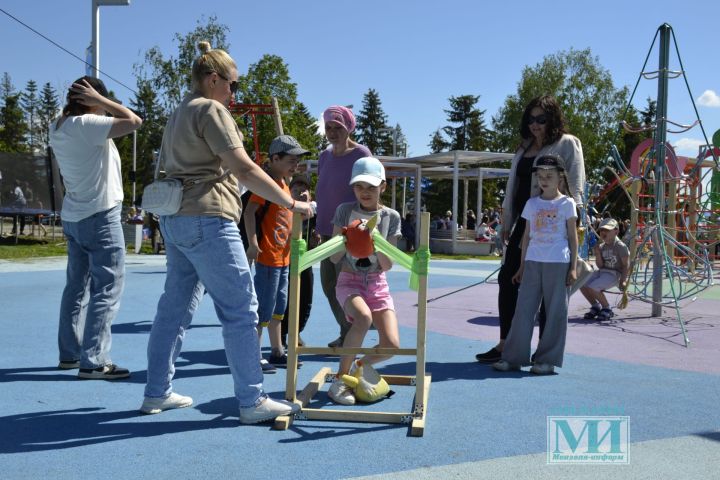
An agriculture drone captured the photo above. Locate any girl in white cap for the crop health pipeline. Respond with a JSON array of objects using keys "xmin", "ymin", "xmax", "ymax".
[{"xmin": 327, "ymin": 157, "xmax": 402, "ymax": 405}]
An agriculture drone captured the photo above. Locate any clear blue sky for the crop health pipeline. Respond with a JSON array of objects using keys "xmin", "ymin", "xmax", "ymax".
[{"xmin": 1, "ymin": 0, "xmax": 719, "ymax": 158}]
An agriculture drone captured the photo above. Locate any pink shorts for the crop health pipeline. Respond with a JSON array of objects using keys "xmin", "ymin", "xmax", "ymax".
[{"xmin": 335, "ymin": 271, "xmax": 395, "ymax": 323}]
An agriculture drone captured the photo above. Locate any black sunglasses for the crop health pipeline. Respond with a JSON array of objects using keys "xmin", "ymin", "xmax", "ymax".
[
  {"xmin": 528, "ymin": 114, "xmax": 548, "ymax": 125},
  {"xmin": 211, "ymin": 71, "xmax": 239, "ymax": 94}
]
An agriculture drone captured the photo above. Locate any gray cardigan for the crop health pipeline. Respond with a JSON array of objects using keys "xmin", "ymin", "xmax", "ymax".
[{"xmin": 501, "ymin": 133, "xmax": 585, "ymax": 233}]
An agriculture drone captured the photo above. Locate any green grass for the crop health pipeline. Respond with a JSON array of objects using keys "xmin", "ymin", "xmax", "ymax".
[
  {"xmin": 429, "ymin": 253, "xmax": 500, "ymax": 261},
  {"xmin": 0, "ymin": 236, "xmax": 153, "ymax": 260},
  {"xmin": 1, "ymin": 235, "xmax": 496, "ymax": 262},
  {"xmin": 0, "ymin": 236, "xmax": 69, "ymax": 259}
]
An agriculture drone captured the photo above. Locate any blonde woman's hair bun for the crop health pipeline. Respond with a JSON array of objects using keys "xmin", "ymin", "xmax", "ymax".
[{"xmin": 197, "ymin": 41, "xmax": 212, "ymax": 54}]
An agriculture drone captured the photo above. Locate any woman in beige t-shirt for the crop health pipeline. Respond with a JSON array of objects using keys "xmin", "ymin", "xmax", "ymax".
[{"xmin": 141, "ymin": 42, "xmax": 313, "ymax": 424}]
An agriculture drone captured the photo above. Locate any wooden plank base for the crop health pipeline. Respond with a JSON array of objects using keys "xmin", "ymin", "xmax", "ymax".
[
  {"xmin": 273, "ymin": 367, "xmax": 331, "ymax": 431},
  {"xmin": 411, "ymin": 373, "xmax": 432, "ymax": 437},
  {"xmin": 275, "ymin": 368, "xmax": 432, "ymax": 436}
]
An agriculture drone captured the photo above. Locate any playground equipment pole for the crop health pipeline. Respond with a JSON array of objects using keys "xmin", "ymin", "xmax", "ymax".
[{"xmin": 652, "ymin": 24, "xmax": 671, "ymax": 317}]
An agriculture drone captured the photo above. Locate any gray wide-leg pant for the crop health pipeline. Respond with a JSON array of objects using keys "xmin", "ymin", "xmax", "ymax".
[{"xmin": 501, "ymin": 260, "xmax": 570, "ymax": 368}]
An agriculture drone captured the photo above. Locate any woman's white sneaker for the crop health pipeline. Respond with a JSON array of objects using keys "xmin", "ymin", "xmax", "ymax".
[
  {"xmin": 239, "ymin": 397, "xmax": 300, "ymax": 424},
  {"xmin": 140, "ymin": 392, "xmax": 193, "ymax": 414}
]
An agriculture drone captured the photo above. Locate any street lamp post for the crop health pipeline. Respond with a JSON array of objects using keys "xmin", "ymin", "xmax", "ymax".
[{"xmin": 90, "ymin": 0, "xmax": 130, "ymax": 78}]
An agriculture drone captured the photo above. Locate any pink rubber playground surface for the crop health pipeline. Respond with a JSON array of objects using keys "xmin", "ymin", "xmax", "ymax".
[{"xmin": 394, "ymin": 269, "xmax": 720, "ymax": 375}]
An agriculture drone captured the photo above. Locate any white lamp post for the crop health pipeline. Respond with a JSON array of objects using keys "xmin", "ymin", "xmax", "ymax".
[{"xmin": 90, "ymin": 0, "xmax": 130, "ymax": 78}]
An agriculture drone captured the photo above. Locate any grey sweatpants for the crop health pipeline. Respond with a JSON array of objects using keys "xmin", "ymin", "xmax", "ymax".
[{"xmin": 502, "ymin": 260, "xmax": 570, "ymax": 368}]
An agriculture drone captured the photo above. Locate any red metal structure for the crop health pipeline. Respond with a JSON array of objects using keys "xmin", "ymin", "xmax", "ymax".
[{"xmin": 228, "ymin": 98, "xmax": 283, "ymax": 165}]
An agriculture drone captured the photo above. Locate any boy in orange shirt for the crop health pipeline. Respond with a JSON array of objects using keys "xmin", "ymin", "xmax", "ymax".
[{"xmin": 244, "ymin": 135, "xmax": 309, "ymax": 372}]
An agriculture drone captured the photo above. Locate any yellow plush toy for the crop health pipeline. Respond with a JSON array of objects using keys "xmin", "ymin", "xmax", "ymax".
[{"xmin": 341, "ymin": 361, "xmax": 393, "ymax": 403}]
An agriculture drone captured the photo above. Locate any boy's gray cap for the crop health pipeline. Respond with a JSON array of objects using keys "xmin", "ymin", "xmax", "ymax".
[
  {"xmin": 269, "ymin": 135, "xmax": 310, "ymax": 156},
  {"xmin": 599, "ymin": 218, "xmax": 619, "ymax": 230}
]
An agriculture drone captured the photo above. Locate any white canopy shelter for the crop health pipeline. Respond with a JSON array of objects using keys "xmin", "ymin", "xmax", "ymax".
[{"xmin": 302, "ymin": 150, "xmax": 513, "ymax": 253}]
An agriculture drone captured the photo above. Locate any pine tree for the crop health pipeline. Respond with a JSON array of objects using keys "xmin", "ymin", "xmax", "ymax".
[
  {"xmin": 392, "ymin": 123, "xmax": 408, "ymax": 156},
  {"xmin": 38, "ymin": 82, "xmax": 59, "ymax": 150},
  {"xmin": 355, "ymin": 88, "xmax": 392, "ymax": 155},
  {"xmin": 0, "ymin": 94, "xmax": 28, "ymax": 152},
  {"xmin": 429, "ymin": 129, "xmax": 449, "ymax": 153},
  {"xmin": 425, "ymin": 95, "xmax": 493, "ymax": 216},
  {"xmin": 441, "ymin": 95, "xmax": 490, "ymax": 151},
  {"xmin": 640, "ymin": 97, "xmax": 657, "ymax": 127},
  {"xmin": 0, "ymin": 72, "xmax": 13, "ymax": 101},
  {"xmin": 115, "ymin": 79, "xmax": 166, "ymax": 202},
  {"xmin": 285, "ymin": 101, "xmax": 323, "ymax": 158},
  {"xmin": 20, "ymin": 80, "xmax": 40, "ymax": 152}
]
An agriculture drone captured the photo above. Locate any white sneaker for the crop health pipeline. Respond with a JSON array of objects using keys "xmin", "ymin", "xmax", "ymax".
[
  {"xmin": 349, "ymin": 359, "xmax": 360, "ymax": 376},
  {"xmin": 328, "ymin": 377, "xmax": 356, "ymax": 405},
  {"xmin": 140, "ymin": 392, "xmax": 193, "ymax": 414},
  {"xmin": 492, "ymin": 360, "xmax": 520, "ymax": 372},
  {"xmin": 530, "ymin": 363, "xmax": 555, "ymax": 375},
  {"xmin": 239, "ymin": 397, "xmax": 300, "ymax": 424}
]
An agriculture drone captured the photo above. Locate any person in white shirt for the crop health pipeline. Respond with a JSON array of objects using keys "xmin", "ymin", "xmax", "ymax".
[
  {"xmin": 492, "ymin": 155, "xmax": 578, "ymax": 375},
  {"xmin": 50, "ymin": 76, "xmax": 142, "ymax": 380}
]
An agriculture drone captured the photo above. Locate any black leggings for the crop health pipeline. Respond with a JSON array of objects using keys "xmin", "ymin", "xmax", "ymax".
[
  {"xmin": 497, "ymin": 221, "xmax": 546, "ymax": 340},
  {"xmin": 282, "ymin": 267, "xmax": 313, "ymax": 339}
]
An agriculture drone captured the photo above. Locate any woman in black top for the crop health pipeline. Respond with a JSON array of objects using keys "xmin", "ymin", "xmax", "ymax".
[{"xmin": 476, "ymin": 95, "xmax": 585, "ymax": 363}]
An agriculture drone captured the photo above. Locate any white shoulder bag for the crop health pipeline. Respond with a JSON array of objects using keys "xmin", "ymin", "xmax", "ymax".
[{"xmin": 141, "ymin": 145, "xmax": 183, "ymax": 216}]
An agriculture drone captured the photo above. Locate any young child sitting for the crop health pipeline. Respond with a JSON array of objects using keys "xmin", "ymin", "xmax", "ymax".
[
  {"xmin": 327, "ymin": 157, "xmax": 402, "ymax": 405},
  {"xmin": 580, "ymin": 218, "xmax": 630, "ymax": 321},
  {"xmin": 244, "ymin": 135, "xmax": 309, "ymax": 373}
]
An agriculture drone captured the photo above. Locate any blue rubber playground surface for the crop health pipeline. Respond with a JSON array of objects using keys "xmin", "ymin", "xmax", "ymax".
[{"xmin": 0, "ymin": 255, "xmax": 718, "ymax": 479}]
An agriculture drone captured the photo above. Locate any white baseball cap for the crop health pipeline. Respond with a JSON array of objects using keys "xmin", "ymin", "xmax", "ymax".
[{"xmin": 349, "ymin": 157, "xmax": 385, "ymax": 187}]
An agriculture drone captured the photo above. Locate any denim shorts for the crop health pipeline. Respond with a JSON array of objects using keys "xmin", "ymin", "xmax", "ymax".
[
  {"xmin": 584, "ymin": 269, "xmax": 620, "ymax": 291},
  {"xmin": 335, "ymin": 271, "xmax": 394, "ymax": 323},
  {"xmin": 254, "ymin": 263, "xmax": 289, "ymax": 326}
]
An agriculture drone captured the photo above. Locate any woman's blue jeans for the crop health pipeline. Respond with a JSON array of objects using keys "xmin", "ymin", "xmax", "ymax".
[
  {"xmin": 58, "ymin": 204, "xmax": 125, "ymax": 369},
  {"xmin": 144, "ymin": 215, "xmax": 265, "ymax": 408}
]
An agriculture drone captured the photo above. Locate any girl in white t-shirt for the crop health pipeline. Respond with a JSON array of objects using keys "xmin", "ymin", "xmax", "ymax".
[{"xmin": 493, "ymin": 154, "xmax": 578, "ymax": 375}]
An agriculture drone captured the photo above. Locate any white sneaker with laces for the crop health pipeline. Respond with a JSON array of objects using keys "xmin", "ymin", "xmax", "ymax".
[
  {"xmin": 239, "ymin": 397, "xmax": 300, "ymax": 424},
  {"xmin": 530, "ymin": 363, "xmax": 555, "ymax": 375},
  {"xmin": 140, "ymin": 392, "xmax": 193, "ymax": 414},
  {"xmin": 492, "ymin": 360, "xmax": 520, "ymax": 372},
  {"xmin": 328, "ymin": 377, "xmax": 356, "ymax": 405}
]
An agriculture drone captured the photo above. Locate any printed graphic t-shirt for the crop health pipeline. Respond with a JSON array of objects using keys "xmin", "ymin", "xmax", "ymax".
[
  {"xmin": 521, "ymin": 195, "xmax": 577, "ymax": 263},
  {"xmin": 598, "ymin": 238, "xmax": 630, "ymax": 273},
  {"xmin": 249, "ymin": 180, "xmax": 292, "ymax": 267}
]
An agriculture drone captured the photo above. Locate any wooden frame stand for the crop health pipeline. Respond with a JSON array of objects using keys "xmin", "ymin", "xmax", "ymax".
[{"xmin": 274, "ymin": 212, "xmax": 432, "ymax": 436}]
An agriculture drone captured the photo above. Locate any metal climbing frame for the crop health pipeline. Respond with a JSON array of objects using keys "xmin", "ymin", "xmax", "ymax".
[{"xmin": 605, "ymin": 24, "xmax": 720, "ymax": 346}]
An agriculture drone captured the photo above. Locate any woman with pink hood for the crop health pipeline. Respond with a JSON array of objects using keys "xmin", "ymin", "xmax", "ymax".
[{"xmin": 316, "ymin": 106, "xmax": 372, "ymax": 347}]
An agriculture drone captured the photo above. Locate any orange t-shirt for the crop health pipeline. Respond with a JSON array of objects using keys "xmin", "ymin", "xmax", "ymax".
[{"xmin": 249, "ymin": 181, "xmax": 293, "ymax": 267}]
